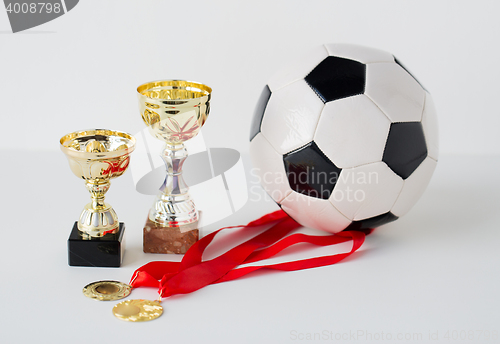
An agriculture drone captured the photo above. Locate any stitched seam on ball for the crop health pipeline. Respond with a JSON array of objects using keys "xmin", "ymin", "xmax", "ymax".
[
  {"xmin": 328, "ymin": 198, "xmax": 353, "ymax": 222},
  {"xmin": 365, "ymin": 92, "xmax": 392, "ymax": 123},
  {"xmin": 311, "ymin": 103, "xmax": 326, "ymax": 141},
  {"xmin": 418, "ymin": 90, "xmax": 426, "ymax": 122},
  {"xmin": 259, "ymin": 129, "xmax": 285, "ymax": 157},
  {"xmin": 304, "ymin": 79, "xmax": 327, "ymax": 103},
  {"xmin": 387, "ymin": 176, "xmax": 406, "ymax": 216},
  {"xmin": 273, "ymin": 77, "xmax": 303, "ymax": 93},
  {"xmin": 366, "ymin": 58, "xmax": 396, "ymax": 65}
]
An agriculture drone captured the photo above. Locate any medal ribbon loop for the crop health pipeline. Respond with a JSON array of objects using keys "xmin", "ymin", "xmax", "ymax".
[{"xmin": 130, "ymin": 210, "xmax": 367, "ymax": 299}]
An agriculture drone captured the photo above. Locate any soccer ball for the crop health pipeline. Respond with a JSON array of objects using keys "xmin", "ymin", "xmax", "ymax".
[{"xmin": 249, "ymin": 44, "xmax": 438, "ymax": 233}]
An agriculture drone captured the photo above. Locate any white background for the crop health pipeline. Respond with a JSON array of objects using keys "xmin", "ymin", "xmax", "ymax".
[
  {"xmin": 0, "ymin": 0, "xmax": 500, "ymax": 155},
  {"xmin": 0, "ymin": 1, "xmax": 499, "ymax": 343}
]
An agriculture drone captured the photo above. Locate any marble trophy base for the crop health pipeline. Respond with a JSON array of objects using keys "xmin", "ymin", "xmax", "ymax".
[
  {"xmin": 68, "ymin": 222, "xmax": 125, "ymax": 267},
  {"xmin": 143, "ymin": 213, "xmax": 200, "ymax": 254}
]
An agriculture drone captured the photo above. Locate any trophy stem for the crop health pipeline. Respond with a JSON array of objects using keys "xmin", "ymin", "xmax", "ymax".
[
  {"xmin": 160, "ymin": 143, "xmax": 189, "ymax": 196},
  {"xmin": 78, "ymin": 180, "xmax": 119, "ymax": 238},
  {"xmin": 149, "ymin": 143, "xmax": 198, "ymax": 226},
  {"xmin": 86, "ymin": 181, "xmax": 110, "ymax": 209}
]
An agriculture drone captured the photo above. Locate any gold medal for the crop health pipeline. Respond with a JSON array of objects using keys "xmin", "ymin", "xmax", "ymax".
[
  {"xmin": 82, "ymin": 281, "xmax": 132, "ymax": 301},
  {"xmin": 112, "ymin": 299, "xmax": 163, "ymax": 322}
]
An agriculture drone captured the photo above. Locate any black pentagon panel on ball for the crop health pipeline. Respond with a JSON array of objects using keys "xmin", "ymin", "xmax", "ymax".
[
  {"xmin": 345, "ymin": 212, "xmax": 399, "ymax": 231},
  {"xmin": 249, "ymin": 85, "xmax": 272, "ymax": 141},
  {"xmin": 305, "ymin": 56, "xmax": 366, "ymax": 103},
  {"xmin": 283, "ymin": 141, "xmax": 342, "ymax": 200},
  {"xmin": 382, "ymin": 122, "xmax": 427, "ymax": 180},
  {"xmin": 394, "ymin": 56, "xmax": 427, "ymax": 92}
]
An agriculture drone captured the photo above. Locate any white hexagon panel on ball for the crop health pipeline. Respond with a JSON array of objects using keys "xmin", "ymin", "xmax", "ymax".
[
  {"xmin": 314, "ymin": 94, "xmax": 391, "ymax": 169},
  {"xmin": 261, "ymin": 79, "xmax": 324, "ymax": 155}
]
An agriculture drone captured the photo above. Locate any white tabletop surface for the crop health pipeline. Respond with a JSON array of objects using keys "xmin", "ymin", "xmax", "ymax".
[{"xmin": 0, "ymin": 151, "xmax": 498, "ymax": 343}]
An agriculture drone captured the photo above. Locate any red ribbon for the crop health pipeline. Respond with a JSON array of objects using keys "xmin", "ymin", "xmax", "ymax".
[{"xmin": 130, "ymin": 210, "xmax": 367, "ymax": 299}]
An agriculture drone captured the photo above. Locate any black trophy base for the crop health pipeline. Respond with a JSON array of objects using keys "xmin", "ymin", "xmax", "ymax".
[{"xmin": 68, "ymin": 222, "xmax": 125, "ymax": 267}]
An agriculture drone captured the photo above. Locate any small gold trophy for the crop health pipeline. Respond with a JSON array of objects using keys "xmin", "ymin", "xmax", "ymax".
[
  {"xmin": 137, "ymin": 80, "xmax": 212, "ymax": 254},
  {"xmin": 60, "ymin": 129, "xmax": 136, "ymax": 267}
]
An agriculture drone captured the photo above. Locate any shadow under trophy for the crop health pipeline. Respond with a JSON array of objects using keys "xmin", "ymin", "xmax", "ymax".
[
  {"xmin": 60, "ymin": 129, "xmax": 136, "ymax": 267},
  {"xmin": 137, "ymin": 80, "xmax": 212, "ymax": 254}
]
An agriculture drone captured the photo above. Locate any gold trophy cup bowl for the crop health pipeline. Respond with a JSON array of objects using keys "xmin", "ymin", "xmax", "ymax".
[
  {"xmin": 137, "ymin": 80, "xmax": 211, "ymax": 253},
  {"xmin": 137, "ymin": 80, "xmax": 211, "ymax": 227},
  {"xmin": 60, "ymin": 129, "xmax": 136, "ymax": 238}
]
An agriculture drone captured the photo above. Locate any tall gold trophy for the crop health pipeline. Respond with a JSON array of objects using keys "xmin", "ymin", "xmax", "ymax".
[
  {"xmin": 60, "ymin": 129, "xmax": 136, "ymax": 266},
  {"xmin": 137, "ymin": 80, "xmax": 211, "ymax": 254}
]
